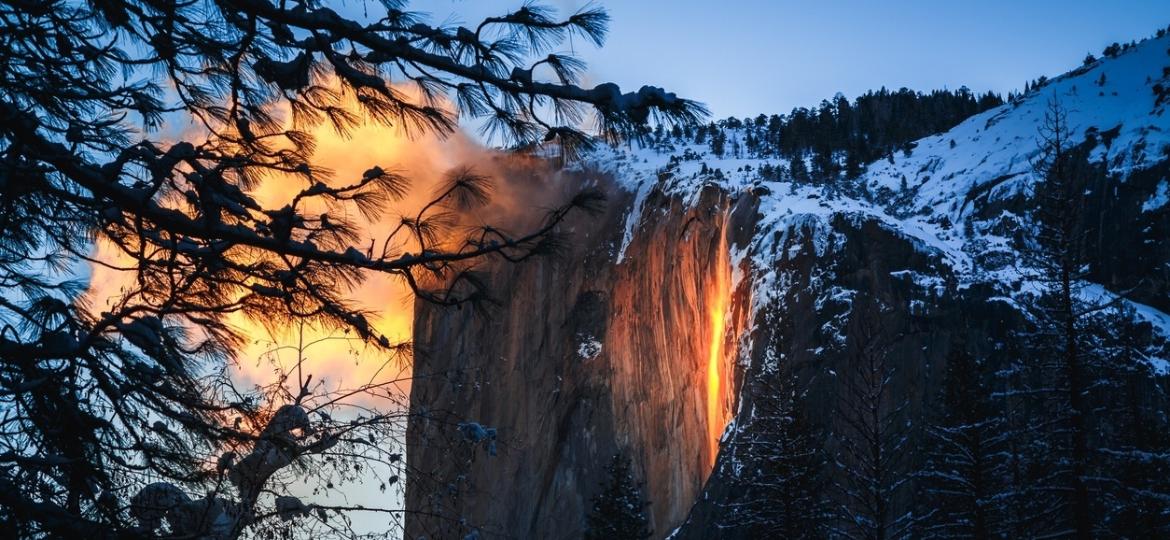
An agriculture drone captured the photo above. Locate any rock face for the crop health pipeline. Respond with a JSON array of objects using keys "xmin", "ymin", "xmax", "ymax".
[{"xmin": 405, "ymin": 178, "xmax": 755, "ymax": 539}]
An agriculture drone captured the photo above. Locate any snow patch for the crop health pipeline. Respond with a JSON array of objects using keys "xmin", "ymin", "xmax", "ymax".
[
  {"xmin": 1142, "ymin": 178, "xmax": 1169, "ymax": 212},
  {"xmin": 577, "ymin": 336, "xmax": 603, "ymax": 360}
]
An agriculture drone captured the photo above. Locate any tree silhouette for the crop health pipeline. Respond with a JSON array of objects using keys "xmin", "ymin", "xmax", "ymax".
[
  {"xmin": 830, "ymin": 305, "xmax": 915, "ymax": 540},
  {"xmin": 719, "ymin": 371, "xmax": 827, "ymax": 538},
  {"xmin": 0, "ymin": 1, "xmax": 703, "ymax": 537},
  {"xmin": 917, "ymin": 345, "xmax": 1010, "ymax": 538},
  {"xmin": 1025, "ymin": 99, "xmax": 1097, "ymax": 539},
  {"xmin": 585, "ymin": 453, "xmax": 653, "ymax": 540},
  {"xmin": 1013, "ymin": 100, "xmax": 1170, "ymax": 538}
]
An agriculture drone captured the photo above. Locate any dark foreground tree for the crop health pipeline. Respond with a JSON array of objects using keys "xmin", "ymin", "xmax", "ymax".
[
  {"xmin": 1031, "ymin": 99, "xmax": 1094, "ymax": 539},
  {"xmin": 830, "ymin": 305, "xmax": 915, "ymax": 540},
  {"xmin": 585, "ymin": 453, "xmax": 652, "ymax": 540},
  {"xmin": 917, "ymin": 345, "xmax": 1009, "ymax": 538},
  {"xmin": 1093, "ymin": 305, "xmax": 1170, "ymax": 537},
  {"xmin": 719, "ymin": 371, "xmax": 827, "ymax": 538},
  {"xmin": 1016, "ymin": 99, "xmax": 1102, "ymax": 539},
  {"xmin": 1009, "ymin": 99, "xmax": 1170, "ymax": 538},
  {"xmin": 0, "ymin": 1, "xmax": 703, "ymax": 537}
]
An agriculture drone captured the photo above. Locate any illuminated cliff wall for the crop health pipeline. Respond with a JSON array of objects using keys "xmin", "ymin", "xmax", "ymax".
[{"xmin": 405, "ymin": 181, "xmax": 755, "ymax": 539}]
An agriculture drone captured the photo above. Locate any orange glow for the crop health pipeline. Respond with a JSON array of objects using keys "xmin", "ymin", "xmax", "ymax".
[
  {"xmin": 82, "ymin": 84, "xmax": 504, "ymax": 402},
  {"xmin": 228, "ymin": 116, "xmax": 456, "ymax": 391},
  {"xmin": 705, "ymin": 234, "xmax": 732, "ymax": 467},
  {"xmin": 224, "ymin": 115, "xmax": 560, "ymax": 394}
]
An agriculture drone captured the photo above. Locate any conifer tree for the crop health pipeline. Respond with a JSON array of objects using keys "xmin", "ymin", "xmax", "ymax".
[
  {"xmin": 710, "ymin": 128, "xmax": 728, "ymax": 158},
  {"xmin": 1011, "ymin": 99, "xmax": 1170, "ymax": 539},
  {"xmin": 720, "ymin": 371, "xmax": 827, "ymax": 538},
  {"xmin": 585, "ymin": 453, "xmax": 653, "ymax": 540},
  {"xmin": 1093, "ymin": 305, "xmax": 1170, "ymax": 537},
  {"xmin": 789, "ymin": 154, "xmax": 810, "ymax": 184},
  {"xmin": 830, "ymin": 308, "xmax": 915, "ymax": 540},
  {"xmin": 1027, "ymin": 99, "xmax": 1096, "ymax": 539},
  {"xmin": 918, "ymin": 344, "xmax": 1009, "ymax": 538}
]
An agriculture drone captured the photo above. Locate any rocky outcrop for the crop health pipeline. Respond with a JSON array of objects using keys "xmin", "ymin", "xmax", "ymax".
[{"xmin": 405, "ymin": 176, "xmax": 755, "ymax": 539}]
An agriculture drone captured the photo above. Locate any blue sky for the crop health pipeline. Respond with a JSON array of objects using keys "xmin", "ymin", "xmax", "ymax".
[{"xmin": 424, "ymin": 1, "xmax": 1170, "ymax": 119}]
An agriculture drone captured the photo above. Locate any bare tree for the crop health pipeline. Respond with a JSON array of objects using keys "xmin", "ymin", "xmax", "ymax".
[{"xmin": 0, "ymin": 1, "xmax": 704, "ymax": 537}]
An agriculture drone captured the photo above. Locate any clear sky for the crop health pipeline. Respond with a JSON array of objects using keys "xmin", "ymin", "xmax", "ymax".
[{"xmin": 426, "ymin": 1, "xmax": 1170, "ymax": 119}]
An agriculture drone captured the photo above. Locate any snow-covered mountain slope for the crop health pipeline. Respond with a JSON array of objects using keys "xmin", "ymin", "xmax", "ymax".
[
  {"xmin": 579, "ymin": 31, "xmax": 1170, "ymax": 375},
  {"xmin": 407, "ymin": 31, "xmax": 1170, "ymax": 540},
  {"xmin": 873, "ymin": 35, "xmax": 1169, "ymax": 213}
]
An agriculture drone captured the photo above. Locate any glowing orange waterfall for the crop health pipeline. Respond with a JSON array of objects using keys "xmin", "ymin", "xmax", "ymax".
[{"xmin": 705, "ymin": 232, "xmax": 732, "ymax": 468}]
